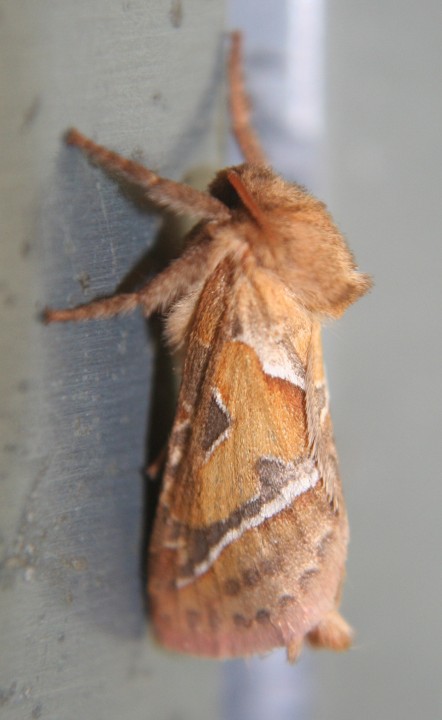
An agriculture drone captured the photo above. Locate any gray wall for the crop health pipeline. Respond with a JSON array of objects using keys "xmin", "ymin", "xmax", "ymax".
[
  {"xmin": 318, "ymin": 2, "xmax": 442, "ymax": 718},
  {"xmin": 0, "ymin": 2, "xmax": 224, "ymax": 718}
]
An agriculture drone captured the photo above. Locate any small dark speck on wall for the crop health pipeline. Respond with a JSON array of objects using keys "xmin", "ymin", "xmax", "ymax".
[
  {"xmin": 21, "ymin": 96, "xmax": 41, "ymax": 133},
  {"xmin": 169, "ymin": 0, "xmax": 183, "ymax": 28}
]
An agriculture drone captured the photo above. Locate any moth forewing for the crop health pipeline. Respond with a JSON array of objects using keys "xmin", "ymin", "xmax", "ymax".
[
  {"xmin": 148, "ymin": 262, "xmax": 352, "ymax": 658},
  {"xmin": 45, "ymin": 32, "xmax": 370, "ymax": 661}
]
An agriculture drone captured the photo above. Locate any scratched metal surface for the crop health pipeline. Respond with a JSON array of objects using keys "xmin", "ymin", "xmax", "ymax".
[{"xmin": 0, "ymin": 1, "xmax": 225, "ymax": 718}]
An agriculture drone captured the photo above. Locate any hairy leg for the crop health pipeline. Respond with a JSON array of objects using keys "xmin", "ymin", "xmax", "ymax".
[
  {"xmin": 45, "ymin": 34, "xmax": 266, "ymax": 325},
  {"xmin": 65, "ymin": 129, "xmax": 230, "ymax": 221},
  {"xmin": 44, "ymin": 240, "xmax": 216, "ymax": 323}
]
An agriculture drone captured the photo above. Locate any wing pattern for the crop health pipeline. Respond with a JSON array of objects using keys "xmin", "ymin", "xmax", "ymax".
[{"xmin": 148, "ymin": 258, "xmax": 350, "ymax": 658}]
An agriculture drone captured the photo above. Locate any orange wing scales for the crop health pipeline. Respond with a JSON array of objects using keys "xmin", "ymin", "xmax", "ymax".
[
  {"xmin": 150, "ymin": 486, "xmax": 349, "ymax": 658},
  {"xmin": 148, "ymin": 262, "xmax": 351, "ymax": 658}
]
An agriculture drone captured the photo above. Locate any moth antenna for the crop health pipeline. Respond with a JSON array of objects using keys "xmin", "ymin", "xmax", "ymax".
[
  {"xmin": 228, "ymin": 31, "xmax": 268, "ymax": 165},
  {"xmin": 227, "ymin": 169, "xmax": 270, "ymax": 229}
]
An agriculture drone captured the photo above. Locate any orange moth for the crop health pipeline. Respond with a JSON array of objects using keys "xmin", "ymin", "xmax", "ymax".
[{"xmin": 45, "ymin": 33, "xmax": 371, "ymax": 661}]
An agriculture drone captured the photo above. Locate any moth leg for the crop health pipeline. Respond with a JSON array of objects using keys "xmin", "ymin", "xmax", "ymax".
[
  {"xmin": 44, "ymin": 239, "xmax": 213, "ymax": 323},
  {"xmin": 228, "ymin": 32, "xmax": 268, "ymax": 165},
  {"xmin": 65, "ymin": 129, "xmax": 230, "ymax": 221},
  {"xmin": 306, "ymin": 610, "xmax": 353, "ymax": 651},
  {"xmin": 146, "ymin": 446, "xmax": 167, "ymax": 480}
]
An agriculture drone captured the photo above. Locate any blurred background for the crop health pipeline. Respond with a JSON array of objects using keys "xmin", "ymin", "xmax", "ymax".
[{"xmin": 1, "ymin": 1, "xmax": 441, "ymax": 718}]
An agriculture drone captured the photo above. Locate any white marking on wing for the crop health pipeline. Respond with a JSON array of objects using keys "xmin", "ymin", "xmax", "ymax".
[
  {"xmin": 234, "ymin": 332, "xmax": 306, "ymax": 389},
  {"xmin": 262, "ymin": 358, "xmax": 306, "ymax": 388},
  {"xmin": 176, "ymin": 458, "xmax": 319, "ymax": 588}
]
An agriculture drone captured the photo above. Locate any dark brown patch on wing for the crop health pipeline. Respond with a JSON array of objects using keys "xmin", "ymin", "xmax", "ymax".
[
  {"xmin": 182, "ymin": 340, "xmax": 210, "ymax": 408},
  {"xmin": 278, "ymin": 594, "xmax": 296, "ymax": 608},
  {"xmin": 233, "ymin": 613, "xmax": 252, "ymax": 629},
  {"xmin": 299, "ymin": 568, "xmax": 320, "ymax": 591},
  {"xmin": 201, "ymin": 391, "xmax": 230, "ymax": 453},
  {"xmin": 316, "ymin": 530, "xmax": 334, "ymax": 559},
  {"xmin": 242, "ymin": 568, "xmax": 260, "ymax": 587},
  {"xmin": 224, "ymin": 578, "xmax": 241, "ymax": 596},
  {"xmin": 260, "ymin": 558, "xmax": 279, "ymax": 577},
  {"xmin": 231, "ymin": 314, "xmax": 243, "ymax": 338}
]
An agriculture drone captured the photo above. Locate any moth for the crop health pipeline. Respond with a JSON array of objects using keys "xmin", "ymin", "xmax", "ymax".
[{"xmin": 45, "ymin": 32, "xmax": 371, "ymax": 661}]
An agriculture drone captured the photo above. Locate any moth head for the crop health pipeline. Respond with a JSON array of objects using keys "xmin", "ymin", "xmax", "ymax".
[{"xmin": 209, "ymin": 164, "xmax": 372, "ymax": 318}]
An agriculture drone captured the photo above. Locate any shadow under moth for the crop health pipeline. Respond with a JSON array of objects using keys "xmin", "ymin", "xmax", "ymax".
[{"xmin": 45, "ymin": 33, "xmax": 371, "ymax": 661}]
